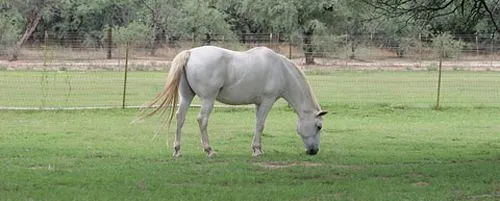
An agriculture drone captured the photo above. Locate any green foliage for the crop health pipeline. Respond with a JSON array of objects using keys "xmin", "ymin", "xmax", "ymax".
[
  {"xmin": 179, "ymin": 0, "xmax": 236, "ymax": 42},
  {"xmin": 2, "ymin": 0, "xmax": 499, "ymax": 59},
  {"xmin": 136, "ymin": 0, "xmax": 183, "ymax": 41},
  {"xmin": 312, "ymin": 34, "xmax": 347, "ymax": 57},
  {"xmin": 395, "ymin": 36, "xmax": 424, "ymax": 58},
  {"xmin": 113, "ymin": 22, "xmax": 150, "ymax": 45},
  {"xmin": 432, "ymin": 32, "xmax": 466, "ymax": 58},
  {"xmin": 0, "ymin": 12, "xmax": 22, "ymax": 55},
  {"xmin": 363, "ymin": 0, "xmax": 499, "ymax": 36},
  {"xmin": 40, "ymin": 0, "xmax": 137, "ymax": 46}
]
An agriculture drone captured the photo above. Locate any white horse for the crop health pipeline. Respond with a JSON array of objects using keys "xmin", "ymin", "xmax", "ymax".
[{"xmin": 142, "ymin": 46, "xmax": 327, "ymax": 157}]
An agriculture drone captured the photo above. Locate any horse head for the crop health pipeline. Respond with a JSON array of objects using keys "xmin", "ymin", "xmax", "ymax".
[{"xmin": 296, "ymin": 110, "xmax": 327, "ymax": 155}]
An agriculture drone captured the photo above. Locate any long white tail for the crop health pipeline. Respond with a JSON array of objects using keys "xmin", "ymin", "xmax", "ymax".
[{"xmin": 137, "ymin": 50, "xmax": 191, "ymax": 127}]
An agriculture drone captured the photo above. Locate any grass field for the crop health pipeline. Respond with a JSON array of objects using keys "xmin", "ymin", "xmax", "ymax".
[
  {"xmin": 1, "ymin": 70, "xmax": 499, "ymax": 200},
  {"xmin": 1, "ymin": 105, "xmax": 500, "ymax": 200},
  {"xmin": 0, "ymin": 70, "xmax": 499, "ymax": 108}
]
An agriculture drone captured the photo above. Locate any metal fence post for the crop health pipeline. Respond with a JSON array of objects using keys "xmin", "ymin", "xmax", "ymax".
[
  {"xmin": 122, "ymin": 42, "xmax": 130, "ymax": 109},
  {"xmin": 435, "ymin": 40, "xmax": 443, "ymax": 110},
  {"xmin": 491, "ymin": 35, "xmax": 495, "ymax": 69},
  {"xmin": 345, "ymin": 33, "xmax": 349, "ymax": 68}
]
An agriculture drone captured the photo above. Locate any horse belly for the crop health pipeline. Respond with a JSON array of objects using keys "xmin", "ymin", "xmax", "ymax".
[
  {"xmin": 216, "ymin": 76, "xmax": 282, "ymax": 105},
  {"xmin": 216, "ymin": 85, "xmax": 261, "ymax": 105}
]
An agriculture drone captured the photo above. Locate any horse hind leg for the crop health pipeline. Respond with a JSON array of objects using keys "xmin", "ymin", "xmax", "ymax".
[
  {"xmin": 252, "ymin": 100, "xmax": 274, "ymax": 157},
  {"xmin": 197, "ymin": 97, "xmax": 217, "ymax": 157},
  {"xmin": 173, "ymin": 76, "xmax": 195, "ymax": 158}
]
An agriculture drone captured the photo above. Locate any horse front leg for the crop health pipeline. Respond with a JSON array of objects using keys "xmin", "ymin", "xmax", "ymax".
[
  {"xmin": 197, "ymin": 98, "xmax": 216, "ymax": 157},
  {"xmin": 252, "ymin": 101, "xmax": 274, "ymax": 157}
]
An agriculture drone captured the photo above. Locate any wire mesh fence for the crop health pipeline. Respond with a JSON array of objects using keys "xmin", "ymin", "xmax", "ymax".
[{"xmin": 0, "ymin": 33, "xmax": 499, "ymax": 110}]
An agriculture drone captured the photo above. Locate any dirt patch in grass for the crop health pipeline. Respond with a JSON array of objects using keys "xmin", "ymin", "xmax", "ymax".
[
  {"xmin": 468, "ymin": 194, "xmax": 500, "ymax": 200},
  {"xmin": 412, "ymin": 181, "xmax": 429, "ymax": 187},
  {"xmin": 255, "ymin": 162, "xmax": 366, "ymax": 170},
  {"xmin": 255, "ymin": 161, "xmax": 322, "ymax": 169}
]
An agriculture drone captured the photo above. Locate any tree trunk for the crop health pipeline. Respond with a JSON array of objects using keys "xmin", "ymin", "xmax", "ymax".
[
  {"xmin": 107, "ymin": 27, "xmax": 112, "ymax": 59},
  {"xmin": 9, "ymin": 9, "xmax": 43, "ymax": 61},
  {"xmin": 203, "ymin": 33, "xmax": 212, "ymax": 46},
  {"xmin": 350, "ymin": 38, "xmax": 357, "ymax": 59},
  {"xmin": 150, "ymin": 27, "xmax": 164, "ymax": 56},
  {"xmin": 302, "ymin": 31, "xmax": 315, "ymax": 65}
]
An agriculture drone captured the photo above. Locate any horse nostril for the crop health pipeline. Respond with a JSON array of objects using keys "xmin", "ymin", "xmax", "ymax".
[{"xmin": 306, "ymin": 148, "xmax": 319, "ymax": 155}]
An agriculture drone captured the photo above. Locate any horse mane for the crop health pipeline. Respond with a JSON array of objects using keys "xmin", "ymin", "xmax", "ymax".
[{"xmin": 276, "ymin": 53, "xmax": 321, "ymax": 111}]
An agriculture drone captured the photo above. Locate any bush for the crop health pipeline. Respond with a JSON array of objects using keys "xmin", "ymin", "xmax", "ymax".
[
  {"xmin": 432, "ymin": 32, "xmax": 465, "ymax": 58},
  {"xmin": 312, "ymin": 34, "xmax": 346, "ymax": 57},
  {"xmin": 113, "ymin": 22, "xmax": 151, "ymax": 46},
  {"xmin": 395, "ymin": 37, "xmax": 424, "ymax": 58},
  {"xmin": 0, "ymin": 14, "xmax": 21, "ymax": 56}
]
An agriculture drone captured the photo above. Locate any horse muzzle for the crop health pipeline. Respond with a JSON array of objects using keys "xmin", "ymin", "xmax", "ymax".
[{"xmin": 306, "ymin": 148, "xmax": 319, "ymax": 155}]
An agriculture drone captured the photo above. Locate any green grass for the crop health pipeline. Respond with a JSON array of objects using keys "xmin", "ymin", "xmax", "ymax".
[
  {"xmin": 1, "ymin": 105, "xmax": 499, "ymax": 200},
  {"xmin": 0, "ymin": 70, "xmax": 499, "ymax": 108}
]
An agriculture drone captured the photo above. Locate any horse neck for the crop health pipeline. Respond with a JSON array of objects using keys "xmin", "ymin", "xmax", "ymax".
[{"xmin": 281, "ymin": 66, "xmax": 320, "ymax": 116}]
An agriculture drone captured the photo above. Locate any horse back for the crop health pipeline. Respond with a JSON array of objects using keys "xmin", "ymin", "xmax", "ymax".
[{"xmin": 186, "ymin": 46, "xmax": 289, "ymax": 105}]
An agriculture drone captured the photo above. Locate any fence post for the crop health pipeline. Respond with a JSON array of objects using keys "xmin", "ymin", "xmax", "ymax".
[
  {"xmin": 435, "ymin": 40, "xmax": 443, "ymax": 110},
  {"xmin": 107, "ymin": 27, "xmax": 112, "ymax": 59},
  {"xmin": 43, "ymin": 31, "xmax": 48, "ymax": 67},
  {"xmin": 345, "ymin": 33, "xmax": 349, "ymax": 68},
  {"xmin": 490, "ymin": 35, "xmax": 495, "ymax": 68},
  {"xmin": 418, "ymin": 33, "xmax": 422, "ymax": 66},
  {"xmin": 269, "ymin": 33, "xmax": 273, "ymax": 49},
  {"xmin": 122, "ymin": 42, "xmax": 130, "ymax": 109},
  {"xmin": 475, "ymin": 35, "xmax": 479, "ymax": 57}
]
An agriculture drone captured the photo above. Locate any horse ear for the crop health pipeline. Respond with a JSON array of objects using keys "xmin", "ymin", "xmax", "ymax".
[{"xmin": 316, "ymin": 111, "xmax": 328, "ymax": 117}]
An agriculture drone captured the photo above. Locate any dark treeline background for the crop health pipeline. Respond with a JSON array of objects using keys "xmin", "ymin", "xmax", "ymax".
[{"xmin": 1, "ymin": 0, "xmax": 499, "ymax": 63}]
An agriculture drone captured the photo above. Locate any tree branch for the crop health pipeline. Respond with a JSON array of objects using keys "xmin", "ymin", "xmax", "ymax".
[
  {"xmin": 361, "ymin": 0, "xmax": 500, "ymax": 35},
  {"xmin": 479, "ymin": 0, "xmax": 499, "ymax": 35}
]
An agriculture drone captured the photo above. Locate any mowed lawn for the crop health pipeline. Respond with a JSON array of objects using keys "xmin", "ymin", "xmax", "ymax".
[
  {"xmin": 0, "ymin": 70, "xmax": 499, "ymax": 108},
  {"xmin": 0, "ymin": 70, "xmax": 499, "ymax": 200},
  {"xmin": 1, "ymin": 105, "xmax": 499, "ymax": 200}
]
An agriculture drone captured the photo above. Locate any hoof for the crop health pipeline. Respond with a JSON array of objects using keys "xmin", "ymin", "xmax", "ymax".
[
  {"xmin": 172, "ymin": 151, "xmax": 182, "ymax": 158},
  {"xmin": 207, "ymin": 151, "xmax": 217, "ymax": 158},
  {"xmin": 205, "ymin": 147, "xmax": 216, "ymax": 158},
  {"xmin": 252, "ymin": 151, "xmax": 264, "ymax": 157},
  {"xmin": 252, "ymin": 147, "xmax": 264, "ymax": 157},
  {"xmin": 173, "ymin": 146, "xmax": 181, "ymax": 158}
]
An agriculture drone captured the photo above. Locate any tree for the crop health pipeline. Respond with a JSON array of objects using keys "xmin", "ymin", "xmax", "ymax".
[
  {"xmin": 134, "ymin": 0, "xmax": 235, "ymax": 52},
  {"xmin": 44, "ymin": 0, "xmax": 136, "ymax": 58},
  {"xmin": 5, "ymin": 0, "xmax": 54, "ymax": 60},
  {"xmin": 361, "ymin": 0, "xmax": 500, "ymax": 36},
  {"xmin": 338, "ymin": 0, "xmax": 375, "ymax": 59},
  {"xmin": 137, "ymin": 0, "xmax": 183, "ymax": 55},
  {"xmin": 0, "ymin": 1, "xmax": 23, "ymax": 56},
  {"xmin": 211, "ymin": 0, "xmax": 271, "ymax": 39},
  {"xmin": 179, "ymin": 0, "xmax": 236, "ymax": 45},
  {"xmin": 239, "ymin": 0, "xmax": 339, "ymax": 64}
]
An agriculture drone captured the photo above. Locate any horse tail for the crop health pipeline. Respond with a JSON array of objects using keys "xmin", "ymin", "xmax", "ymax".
[{"xmin": 137, "ymin": 50, "xmax": 191, "ymax": 127}]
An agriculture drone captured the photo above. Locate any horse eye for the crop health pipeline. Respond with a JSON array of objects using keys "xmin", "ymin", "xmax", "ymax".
[{"xmin": 317, "ymin": 125, "xmax": 322, "ymax": 130}]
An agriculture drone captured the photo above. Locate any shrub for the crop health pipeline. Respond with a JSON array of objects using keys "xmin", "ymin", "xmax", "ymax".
[
  {"xmin": 0, "ymin": 14, "xmax": 21, "ymax": 56},
  {"xmin": 432, "ymin": 32, "xmax": 465, "ymax": 58}
]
